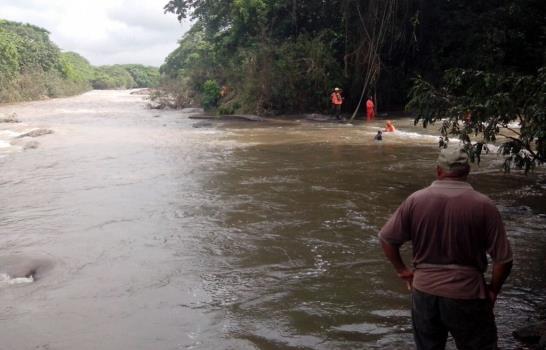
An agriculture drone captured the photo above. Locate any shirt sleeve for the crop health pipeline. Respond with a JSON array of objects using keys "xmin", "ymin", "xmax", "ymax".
[
  {"xmin": 378, "ymin": 199, "xmax": 412, "ymax": 246},
  {"xmin": 484, "ymin": 201, "xmax": 513, "ymax": 264}
]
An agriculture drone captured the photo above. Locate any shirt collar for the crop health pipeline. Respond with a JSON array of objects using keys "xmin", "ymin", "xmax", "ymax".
[{"xmin": 430, "ymin": 179, "xmax": 473, "ymax": 190}]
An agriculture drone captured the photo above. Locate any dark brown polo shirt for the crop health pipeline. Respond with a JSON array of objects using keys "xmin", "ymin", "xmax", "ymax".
[{"xmin": 379, "ymin": 180, "xmax": 513, "ymax": 299}]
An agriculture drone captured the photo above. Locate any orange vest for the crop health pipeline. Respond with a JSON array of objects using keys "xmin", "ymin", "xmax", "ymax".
[{"xmin": 331, "ymin": 92, "xmax": 342, "ymax": 105}]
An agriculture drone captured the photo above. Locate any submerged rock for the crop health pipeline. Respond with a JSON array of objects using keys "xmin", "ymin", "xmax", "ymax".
[
  {"xmin": 181, "ymin": 108, "xmax": 204, "ymax": 114},
  {"xmin": 23, "ymin": 141, "xmax": 39, "ymax": 150},
  {"xmin": 192, "ymin": 121, "xmax": 214, "ymax": 128},
  {"xmin": 0, "ymin": 255, "xmax": 54, "ymax": 283},
  {"xmin": 16, "ymin": 128, "xmax": 54, "ymax": 138},
  {"xmin": 189, "ymin": 114, "xmax": 265, "ymax": 122},
  {"xmin": 304, "ymin": 113, "xmax": 334, "ymax": 122},
  {"xmin": 189, "ymin": 115, "xmax": 218, "ymax": 120},
  {"xmin": 130, "ymin": 88, "xmax": 151, "ymax": 95},
  {"xmin": 0, "ymin": 113, "xmax": 20, "ymax": 123},
  {"xmin": 223, "ymin": 114, "xmax": 265, "ymax": 121},
  {"xmin": 513, "ymin": 321, "xmax": 546, "ymax": 346},
  {"xmin": 148, "ymin": 102, "xmax": 166, "ymax": 110}
]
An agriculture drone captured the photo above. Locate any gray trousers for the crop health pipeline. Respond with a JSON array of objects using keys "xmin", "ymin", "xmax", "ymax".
[{"xmin": 412, "ymin": 289, "xmax": 497, "ymax": 350}]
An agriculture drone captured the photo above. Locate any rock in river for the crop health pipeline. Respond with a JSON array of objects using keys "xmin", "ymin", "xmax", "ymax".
[
  {"xmin": 304, "ymin": 113, "xmax": 334, "ymax": 122},
  {"xmin": 0, "ymin": 113, "xmax": 20, "ymax": 123},
  {"xmin": 513, "ymin": 321, "xmax": 546, "ymax": 348},
  {"xmin": 189, "ymin": 114, "xmax": 265, "ymax": 122},
  {"xmin": 23, "ymin": 141, "xmax": 40, "ymax": 150},
  {"xmin": 16, "ymin": 128, "xmax": 54, "ymax": 138},
  {"xmin": 192, "ymin": 121, "xmax": 214, "ymax": 128},
  {"xmin": 181, "ymin": 108, "xmax": 204, "ymax": 114}
]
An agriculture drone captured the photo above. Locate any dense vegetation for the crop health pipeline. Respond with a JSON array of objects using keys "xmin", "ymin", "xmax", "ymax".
[
  {"xmin": 92, "ymin": 64, "xmax": 160, "ymax": 90},
  {"xmin": 161, "ymin": 0, "xmax": 544, "ymax": 170},
  {"xmin": 161, "ymin": 0, "xmax": 544, "ymax": 115},
  {"xmin": 0, "ymin": 19, "xmax": 160, "ymax": 103}
]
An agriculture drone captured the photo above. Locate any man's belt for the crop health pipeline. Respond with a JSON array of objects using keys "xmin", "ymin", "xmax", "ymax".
[{"xmin": 415, "ymin": 263, "xmax": 481, "ymax": 272}]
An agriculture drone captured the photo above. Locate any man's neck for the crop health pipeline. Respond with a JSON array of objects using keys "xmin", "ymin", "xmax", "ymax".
[{"xmin": 437, "ymin": 176, "xmax": 468, "ymax": 182}]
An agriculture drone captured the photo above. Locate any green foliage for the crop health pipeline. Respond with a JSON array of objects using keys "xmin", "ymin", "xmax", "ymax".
[
  {"xmin": 91, "ymin": 65, "xmax": 159, "ymax": 90},
  {"xmin": 0, "ymin": 20, "xmax": 63, "ymax": 74},
  {"xmin": 162, "ymin": 0, "xmax": 545, "ymax": 114},
  {"xmin": 92, "ymin": 65, "xmax": 136, "ymax": 89},
  {"xmin": 120, "ymin": 64, "xmax": 160, "ymax": 88},
  {"xmin": 0, "ymin": 19, "xmax": 160, "ymax": 103},
  {"xmin": 0, "ymin": 19, "xmax": 90, "ymax": 102},
  {"xmin": 160, "ymin": 17, "xmax": 344, "ymax": 113},
  {"xmin": 201, "ymin": 79, "xmax": 220, "ymax": 110},
  {"xmin": 408, "ymin": 68, "xmax": 546, "ymax": 173},
  {"xmin": 0, "ymin": 29, "xmax": 20, "ymax": 85},
  {"xmin": 60, "ymin": 52, "xmax": 95, "ymax": 82}
]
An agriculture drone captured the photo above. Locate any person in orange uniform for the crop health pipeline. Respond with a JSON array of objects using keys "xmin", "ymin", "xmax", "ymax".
[
  {"xmin": 366, "ymin": 96, "xmax": 375, "ymax": 121},
  {"xmin": 331, "ymin": 88, "xmax": 343, "ymax": 120},
  {"xmin": 385, "ymin": 120, "xmax": 396, "ymax": 132}
]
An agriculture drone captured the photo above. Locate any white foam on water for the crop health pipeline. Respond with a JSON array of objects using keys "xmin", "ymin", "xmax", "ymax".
[
  {"xmin": 390, "ymin": 130, "xmax": 439, "ymax": 141},
  {"xmin": 0, "ymin": 130, "xmax": 21, "ymax": 138},
  {"xmin": 365, "ymin": 129, "xmax": 438, "ymax": 143},
  {"xmin": 484, "ymin": 143, "xmax": 500, "ymax": 153},
  {"xmin": 507, "ymin": 122, "xmax": 521, "ymax": 129},
  {"xmin": 192, "ymin": 129, "xmax": 221, "ymax": 135},
  {"xmin": 0, "ymin": 273, "xmax": 34, "ymax": 285},
  {"xmin": 0, "ymin": 129, "xmax": 22, "ymax": 153}
]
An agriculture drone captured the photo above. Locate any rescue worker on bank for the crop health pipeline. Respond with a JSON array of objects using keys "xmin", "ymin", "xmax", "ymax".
[
  {"xmin": 366, "ymin": 96, "xmax": 375, "ymax": 121},
  {"xmin": 330, "ymin": 88, "xmax": 344, "ymax": 121}
]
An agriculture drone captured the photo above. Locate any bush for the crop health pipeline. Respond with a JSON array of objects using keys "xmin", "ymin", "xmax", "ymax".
[
  {"xmin": 202, "ymin": 79, "xmax": 221, "ymax": 110},
  {"xmin": 0, "ymin": 19, "xmax": 93, "ymax": 102}
]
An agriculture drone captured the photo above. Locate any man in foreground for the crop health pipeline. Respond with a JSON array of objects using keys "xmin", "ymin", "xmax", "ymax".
[{"xmin": 379, "ymin": 148, "xmax": 513, "ymax": 350}]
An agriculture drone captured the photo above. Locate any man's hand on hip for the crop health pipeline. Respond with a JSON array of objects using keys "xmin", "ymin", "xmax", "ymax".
[{"xmin": 397, "ymin": 268, "xmax": 414, "ymax": 291}]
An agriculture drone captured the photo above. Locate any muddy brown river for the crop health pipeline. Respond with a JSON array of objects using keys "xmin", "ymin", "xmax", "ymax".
[{"xmin": 0, "ymin": 90, "xmax": 545, "ymax": 349}]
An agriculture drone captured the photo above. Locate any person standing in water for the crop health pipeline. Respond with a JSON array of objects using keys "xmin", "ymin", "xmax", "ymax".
[
  {"xmin": 366, "ymin": 96, "xmax": 375, "ymax": 121},
  {"xmin": 385, "ymin": 120, "xmax": 396, "ymax": 132},
  {"xmin": 330, "ymin": 88, "xmax": 344, "ymax": 121}
]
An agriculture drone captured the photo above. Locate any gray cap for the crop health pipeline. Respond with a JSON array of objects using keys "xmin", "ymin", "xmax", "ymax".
[{"xmin": 437, "ymin": 148, "xmax": 469, "ymax": 171}]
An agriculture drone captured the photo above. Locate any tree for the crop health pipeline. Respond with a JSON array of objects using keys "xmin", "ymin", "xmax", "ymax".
[{"xmin": 408, "ymin": 67, "xmax": 546, "ymax": 173}]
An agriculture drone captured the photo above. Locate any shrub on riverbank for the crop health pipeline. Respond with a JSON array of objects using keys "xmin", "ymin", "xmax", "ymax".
[{"xmin": 0, "ymin": 19, "xmax": 91, "ymax": 102}]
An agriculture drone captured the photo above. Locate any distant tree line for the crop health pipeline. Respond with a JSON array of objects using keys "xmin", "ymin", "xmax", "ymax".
[{"xmin": 0, "ymin": 19, "xmax": 160, "ymax": 103}]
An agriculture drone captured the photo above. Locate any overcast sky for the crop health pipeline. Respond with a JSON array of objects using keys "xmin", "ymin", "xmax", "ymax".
[{"xmin": 0, "ymin": 0, "xmax": 191, "ymax": 66}]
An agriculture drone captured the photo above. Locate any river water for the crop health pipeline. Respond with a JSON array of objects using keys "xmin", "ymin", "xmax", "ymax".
[{"xmin": 0, "ymin": 90, "xmax": 544, "ymax": 350}]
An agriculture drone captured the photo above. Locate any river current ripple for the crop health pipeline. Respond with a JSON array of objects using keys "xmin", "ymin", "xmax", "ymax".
[{"xmin": 0, "ymin": 90, "xmax": 544, "ymax": 350}]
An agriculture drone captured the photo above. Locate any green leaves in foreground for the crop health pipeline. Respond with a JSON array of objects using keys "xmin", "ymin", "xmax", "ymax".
[{"xmin": 407, "ymin": 68, "xmax": 546, "ymax": 173}]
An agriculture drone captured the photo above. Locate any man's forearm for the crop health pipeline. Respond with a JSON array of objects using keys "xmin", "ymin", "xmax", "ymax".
[
  {"xmin": 490, "ymin": 260, "xmax": 513, "ymax": 295},
  {"xmin": 380, "ymin": 239, "xmax": 413, "ymax": 290},
  {"xmin": 380, "ymin": 239, "xmax": 408, "ymax": 273}
]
